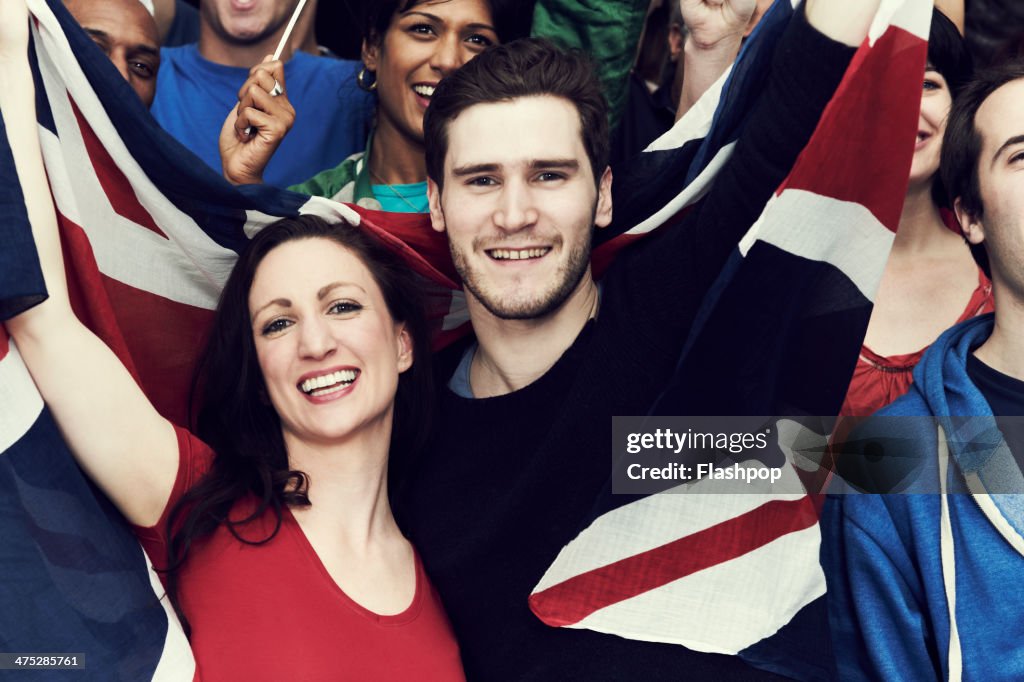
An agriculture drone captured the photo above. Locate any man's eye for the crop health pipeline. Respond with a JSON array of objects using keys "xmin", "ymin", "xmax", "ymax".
[
  {"xmin": 130, "ymin": 62, "xmax": 155, "ymax": 79},
  {"xmin": 536, "ymin": 172, "xmax": 565, "ymax": 182},
  {"xmin": 468, "ymin": 176, "xmax": 497, "ymax": 187},
  {"xmin": 261, "ymin": 318, "xmax": 291, "ymax": 335}
]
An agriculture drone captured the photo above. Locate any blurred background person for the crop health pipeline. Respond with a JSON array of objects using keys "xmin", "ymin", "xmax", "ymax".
[
  {"xmin": 610, "ymin": 0, "xmax": 772, "ymax": 166},
  {"xmin": 839, "ymin": 7, "xmax": 990, "ymax": 417},
  {"xmin": 65, "ymin": 0, "xmax": 161, "ymax": 107},
  {"xmin": 151, "ymin": 0, "xmax": 374, "ymax": 187}
]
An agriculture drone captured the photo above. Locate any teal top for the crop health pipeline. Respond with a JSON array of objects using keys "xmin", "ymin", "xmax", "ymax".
[{"xmin": 371, "ymin": 181, "xmax": 429, "ymax": 213}]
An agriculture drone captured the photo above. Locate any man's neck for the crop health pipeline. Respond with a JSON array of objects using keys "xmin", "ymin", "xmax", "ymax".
[
  {"xmin": 975, "ymin": 290, "xmax": 1024, "ymax": 380},
  {"xmin": 197, "ymin": 24, "xmax": 293, "ymax": 68},
  {"xmin": 467, "ymin": 275, "xmax": 599, "ymax": 398}
]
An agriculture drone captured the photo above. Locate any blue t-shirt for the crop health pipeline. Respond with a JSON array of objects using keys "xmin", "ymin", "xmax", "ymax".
[{"xmin": 151, "ymin": 45, "xmax": 374, "ymax": 188}]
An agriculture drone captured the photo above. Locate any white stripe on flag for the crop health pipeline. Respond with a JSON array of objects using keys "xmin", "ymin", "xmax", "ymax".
[
  {"xmin": 37, "ymin": 122, "xmax": 232, "ymax": 311},
  {"xmin": 146, "ymin": 554, "xmax": 197, "ymax": 681},
  {"xmin": 625, "ymin": 142, "xmax": 736, "ymax": 237},
  {"xmin": 737, "ymin": 189, "xmax": 896, "ymax": 302},
  {"xmin": 31, "ymin": 2, "xmax": 235, "ymax": 308},
  {"xmin": 298, "ymin": 195, "xmax": 363, "ymax": 227},
  {"xmin": 644, "ymin": 62, "xmax": 730, "ymax": 154},
  {"xmin": 441, "ymin": 289, "xmax": 471, "ymax": 332},
  {"xmin": 0, "ymin": 342, "xmax": 45, "ymax": 454},
  {"xmin": 566, "ymin": 524, "xmax": 824, "ymax": 654},
  {"xmin": 533, "ymin": 464, "xmax": 808, "ymax": 592},
  {"xmin": 243, "ymin": 197, "xmax": 364, "ymax": 240},
  {"xmin": 869, "ymin": 0, "xmax": 932, "ymax": 45}
]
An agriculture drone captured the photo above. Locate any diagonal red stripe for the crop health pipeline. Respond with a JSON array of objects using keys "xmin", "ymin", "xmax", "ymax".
[
  {"xmin": 529, "ymin": 497, "xmax": 818, "ymax": 627},
  {"xmin": 69, "ymin": 98, "xmax": 167, "ymax": 239},
  {"xmin": 780, "ymin": 26, "xmax": 924, "ymax": 232}
]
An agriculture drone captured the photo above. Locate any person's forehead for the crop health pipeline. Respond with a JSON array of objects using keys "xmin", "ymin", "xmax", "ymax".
[
  {"xmin": 248, "ymin": 240, "xmax": 388, "ymax": 320},
  {"xmin": 975, "ymin": 78, "xmax": 1024, "ymax": 152},
  {"xmin": 444, "ymin": 95, "xmax": 586, "ymax": 169},
  {"xmin": 402, "ymin": 0, "xmax": 495, "ymax": 24},
  {"xmin": 251, "ymin": 239, "xmax": 375, "ymax": 300},
  {"xmin": 68, "ymin": 0, "xmax": 159, "ymax": 46}
]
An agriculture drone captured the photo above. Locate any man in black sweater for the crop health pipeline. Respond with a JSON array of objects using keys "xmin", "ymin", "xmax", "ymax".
[{"xmin": 401, "ymin": 1, "xmax": 882, "ymax": 679}]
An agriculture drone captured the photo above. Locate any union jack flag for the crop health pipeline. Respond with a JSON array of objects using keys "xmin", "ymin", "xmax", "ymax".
[{"xmin": 0, "ymin": 0, "xmax": 927, "ymax": 679}]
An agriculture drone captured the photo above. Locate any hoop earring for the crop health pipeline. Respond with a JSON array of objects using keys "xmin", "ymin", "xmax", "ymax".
[{"xmin": 357, "ymin": 68, "xmax": 377, "ymax": 92}]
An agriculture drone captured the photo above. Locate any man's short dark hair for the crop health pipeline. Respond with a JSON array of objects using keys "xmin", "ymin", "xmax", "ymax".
[
  {"xmin": 940, "ymin": 59, "xmax": 1024, "ymax": 278},
  {"xmin": 424, "ymin": 37, "xmax": 609, "ymax": 189}
]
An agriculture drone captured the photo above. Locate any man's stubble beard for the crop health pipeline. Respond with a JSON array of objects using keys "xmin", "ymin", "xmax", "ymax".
[
  {"xmin": 450, "ymin": 233, "xmax": 592, "ymax": 321},
  {"xmin": 205, "ymin": 1, "xmax": 294, "ymax": 47}
]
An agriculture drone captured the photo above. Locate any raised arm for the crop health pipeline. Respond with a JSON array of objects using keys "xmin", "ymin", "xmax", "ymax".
[
  {"xmin": 804, "ymin": 0, "xmax": 881, "ymax": 47},
  {"xmin": 676, "ymin": 0, "xmax": 757, "ymax": 120},
  {"xmin": 0, "ymin": 0, "xmax": 177, "ymax": 527},
  {"xmin": 676, "ymin": 0, "xmax": 882, "ymax": 120}
]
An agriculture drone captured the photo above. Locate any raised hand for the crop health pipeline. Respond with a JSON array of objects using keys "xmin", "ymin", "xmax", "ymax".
[
  {"xmin": 680, "ymin": 0, "xmax": 758, "ymax": 49},
  {"xmin": 1, "ymin": 0, "xmax": 178, "ymax": 529},
  {"xmin": 219, "ymin": 56, "xmax": 296, "ymax": 185},
  {"xmin": 805, "ymin": 0, "xmax": 883, "ymax": 47}
]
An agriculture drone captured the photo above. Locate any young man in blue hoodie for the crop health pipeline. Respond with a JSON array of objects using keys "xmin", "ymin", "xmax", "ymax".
[{"xmin": 823, "ymin": 61, "xmax": 1024, "ymax": 681}]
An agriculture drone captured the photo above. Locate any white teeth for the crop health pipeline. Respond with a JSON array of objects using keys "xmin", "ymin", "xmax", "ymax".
[
  {"xmin": 300, "ymin": 369, "xmax": 358, "ymax": 395},
  {"xmin": 413, "ymin": 84, "xmax": 436, "ymax": 97},
  {"xmin": 489, "ymin": 248, "xmax": 550, "ymax": 261}
]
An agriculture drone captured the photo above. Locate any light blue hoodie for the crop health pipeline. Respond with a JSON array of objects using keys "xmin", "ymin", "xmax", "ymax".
[{"xmin": 822, "ymin": 314, "xmax": 1024, "ymax": 681}]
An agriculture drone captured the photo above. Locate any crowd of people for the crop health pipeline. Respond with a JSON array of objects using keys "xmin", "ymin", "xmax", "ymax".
[{"xmin": 3, "ymin": 0, "xmax": 1024, "ymax": 679}]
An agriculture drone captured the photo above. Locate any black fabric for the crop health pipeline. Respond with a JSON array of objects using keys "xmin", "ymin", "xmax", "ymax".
[
  {"xmin": 968, "ymin": 354, "xmax": 1024, "ymax": 417},
  {"xmin": 609, "ymin": 71, "xmax": 677, "ymax": 169},
  {"xmin": 397, "ymin": 9, "xmax": 854, "ymax": 681},
  {"xmin": 967, "ymin": 353, "xmax": 1024, "ymax": 472}
]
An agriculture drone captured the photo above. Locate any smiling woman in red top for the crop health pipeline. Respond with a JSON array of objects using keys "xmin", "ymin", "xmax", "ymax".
[
  {"xmin": 840, "ymin": 8, "xmax": 992, "ymax": 418},
  {"xmin": 0, "ymin": 1, "xmax": 460, "ymax": 677}
]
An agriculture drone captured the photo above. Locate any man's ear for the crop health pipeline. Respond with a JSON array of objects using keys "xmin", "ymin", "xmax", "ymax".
[
  {"xmin": 427, "ymin": 178, "xmax": 447, "ymax": 234},
  {"xmin": 396, "ymin": 324, "xmax": 413, "ymax": 373},
  {"xmin": 954, "ymin": 196, "xmax": 986, "ymax": 246},
  {"xmin": 594, "ymin": 166, "xmax": 613, "ymax": 229},
  {"xmin": 361, "ymin": 37, "xmax": 380, "ymax": 72}
]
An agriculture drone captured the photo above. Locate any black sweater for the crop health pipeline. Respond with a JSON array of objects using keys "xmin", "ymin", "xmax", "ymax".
[{"xmin": 400, "ymin": 10, "xmax": 855, "ymax": 681}]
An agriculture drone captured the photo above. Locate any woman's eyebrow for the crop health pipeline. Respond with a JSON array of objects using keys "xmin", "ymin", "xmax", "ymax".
[{"xmin": 400, "ymin": 10, "xmax": 496, "ymax": 32}]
